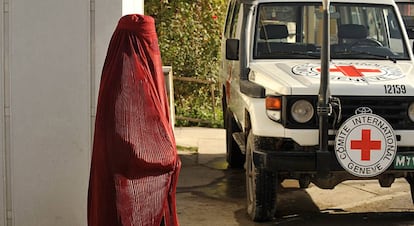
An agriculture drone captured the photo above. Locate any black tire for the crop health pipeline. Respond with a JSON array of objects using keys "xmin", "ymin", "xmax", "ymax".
[
  {"xmin": 246, "ymin": 132, "xmax": 277, "ymax": 221},
  {"xmin": 225, "ymin": 108, "xmax": 245, "ymax": 168}
]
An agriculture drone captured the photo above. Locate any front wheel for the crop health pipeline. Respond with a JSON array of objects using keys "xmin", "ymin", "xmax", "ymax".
[{"xmin": 246, "ymin": 132, "xmax": 277, "ymax": 221}]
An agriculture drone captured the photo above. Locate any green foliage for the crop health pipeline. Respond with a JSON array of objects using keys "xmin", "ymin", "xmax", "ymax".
[{"xmin": 145, "ymin": 0, "xmax": 227, "ymax": 128}]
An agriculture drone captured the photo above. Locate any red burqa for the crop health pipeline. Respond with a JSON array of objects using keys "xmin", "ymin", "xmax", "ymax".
[{"xmin": 88, "ymin": 14, "xmax": 181, "ymax": 226}]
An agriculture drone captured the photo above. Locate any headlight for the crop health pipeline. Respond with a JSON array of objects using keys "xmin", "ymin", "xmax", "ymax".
[
  {"xmin": 291, "ymin": 100, "xmax": 314, "ymax": 123},
  {"xmin": 408, "ymin": 102, "xmax": 414, "ymax": 122}
]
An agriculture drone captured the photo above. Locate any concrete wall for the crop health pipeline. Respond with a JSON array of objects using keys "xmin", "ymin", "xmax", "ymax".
[
  {"xmin": 0, "ymin": 0, "xmax": 144, "ymax": 225},
  {"xmin": 1, "ymin": 0, "xmax": 6, "ymax": 224}
]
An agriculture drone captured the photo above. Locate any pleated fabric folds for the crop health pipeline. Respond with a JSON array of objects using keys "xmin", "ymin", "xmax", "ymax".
[{"xmin": 88, "ymin": 14, "xmax": 181, "ymax": 226}]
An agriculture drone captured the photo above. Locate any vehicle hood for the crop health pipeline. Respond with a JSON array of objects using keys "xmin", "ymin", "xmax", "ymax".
[{"xmin": 249, "ymin": 60, "xmax": 414, "ymax": 96}]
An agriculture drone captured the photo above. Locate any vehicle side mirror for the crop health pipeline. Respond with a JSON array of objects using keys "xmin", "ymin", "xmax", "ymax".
[{"xmin": 226, "ymin": 39, "xmax": 239, "ymax": 60}]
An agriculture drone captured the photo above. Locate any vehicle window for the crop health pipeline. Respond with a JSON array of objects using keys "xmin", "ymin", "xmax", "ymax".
[
  {"xmin": 253, "ymin": 3, "xmax": 409, "ymax": 60},
  {"xmin": 230, "ymin": 3, "xmax": 241, "ymax": 38},
  {"xmin": 398, "ymin": 2, "xmax": 414, "ymax": 28},
  {"xmin": 397, "ymin": 2, "xmax": 414, "ymax": 39},
  {"xmin": 224, "ymin": 1, "xmax": 236, "ymax": 39}
]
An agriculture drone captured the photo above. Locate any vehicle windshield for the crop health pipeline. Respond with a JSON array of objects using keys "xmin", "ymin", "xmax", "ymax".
[{"xmin": 253, "ymin": 3, "xmax": 409, "ymax": 60}]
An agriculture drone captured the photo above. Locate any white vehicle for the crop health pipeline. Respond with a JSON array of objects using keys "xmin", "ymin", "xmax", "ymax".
[{"xmin": 221, "ymin": 0, "xmax": 414, "ymax": 221}]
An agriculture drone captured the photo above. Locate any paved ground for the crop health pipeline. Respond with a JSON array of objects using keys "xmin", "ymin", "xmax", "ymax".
[{"xmin": 173, "ymin": 127, "xmax": 414, "ymax": 226}]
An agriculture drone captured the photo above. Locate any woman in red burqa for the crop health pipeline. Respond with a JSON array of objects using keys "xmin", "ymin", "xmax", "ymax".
[{"xmin": 88, "ymin": 14, "xmax": 181, "ymax": 226}]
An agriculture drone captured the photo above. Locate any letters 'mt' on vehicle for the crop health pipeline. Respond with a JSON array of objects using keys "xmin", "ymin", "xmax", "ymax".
[{"xmin": 221, "ymin": 0, "xmax": 414, "ymax": 221}]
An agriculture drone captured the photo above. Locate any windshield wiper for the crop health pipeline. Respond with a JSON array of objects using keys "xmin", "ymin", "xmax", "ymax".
[
  {"xmin": 260, "ymin": 50, "xmax": 320, "ymax": 59},
  {"xmin": 333, "ymin": 49, "xmax": 397, "ymax": 63}
]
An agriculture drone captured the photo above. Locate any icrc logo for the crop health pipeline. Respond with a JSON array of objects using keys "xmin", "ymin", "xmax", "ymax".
[
  {"xmin": 291, "ymin": 62, "xmax": 404, "ymax": 83},
  {"xmin": 334, "ymin": 113, "xmax": 397, "ymax": 177}
]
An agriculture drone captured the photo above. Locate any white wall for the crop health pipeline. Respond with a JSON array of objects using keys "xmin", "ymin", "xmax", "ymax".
[
  {"xmin": 0, "ymin": 0, "xmax": 6, "ymax": 225},
  {"xmin": 0, "ymin": 0, "xmax": 144, "ymax": 225},
  {"xmin": 9, "ymin": 0, "xmax": 91, "ymax": 225}
]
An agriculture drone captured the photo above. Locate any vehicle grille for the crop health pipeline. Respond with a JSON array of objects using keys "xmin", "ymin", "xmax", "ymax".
[
  {"xmin": 334, "ymin": 96, "xmax": 414, "ymax": 130},
  {"xmin": 283, "ymin": 96, "xmax": 414, "ymax": 130}
]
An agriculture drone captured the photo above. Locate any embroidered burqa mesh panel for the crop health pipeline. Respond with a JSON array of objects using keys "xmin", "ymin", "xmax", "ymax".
[{"xmin": 88, "ymin": 14, "xmax": 181, "ymax": 226}]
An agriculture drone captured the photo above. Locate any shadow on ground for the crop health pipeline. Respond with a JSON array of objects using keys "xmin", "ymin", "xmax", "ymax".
[{"xmin": 177, "ymin": 153, "xmax": 414, "ymax": 226}]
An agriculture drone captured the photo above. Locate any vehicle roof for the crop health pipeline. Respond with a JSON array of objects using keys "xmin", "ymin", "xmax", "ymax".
[
  {"xmin": 238, "ymin": 0, "xmax": 397, "ymax": 4},
  {"xmin": 395, "ymin": 0, "xmax": 414, "ymax": 3}
]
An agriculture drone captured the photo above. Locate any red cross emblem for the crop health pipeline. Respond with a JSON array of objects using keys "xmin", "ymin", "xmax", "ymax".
[
  {"xmin": 350, "ymin": 129, "xmax": 381, "ymax": 161},
  {"xmin": 318, "ymin": 65, "xmax": 381, "ymax": 77}
]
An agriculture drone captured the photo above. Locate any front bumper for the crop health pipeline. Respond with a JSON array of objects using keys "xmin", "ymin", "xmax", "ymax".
[{"xmin": 254, "ymin": 149, "xmax": 414, "ymax": 173}]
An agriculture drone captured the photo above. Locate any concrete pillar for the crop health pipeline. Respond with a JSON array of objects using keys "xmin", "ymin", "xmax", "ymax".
[
  {"xmin": 0, "ymin": 1, "xmax": 7, "ymax": 225},
  {"xmin": 0, "ymin": 0, "xmax": 148, "ymax": 224},
  {"xmin": 7, "ymin": 0, "xmax": 91, "ymax": 225},
  {"xmin": 0, "ymin": 0, "xmax": 122, "ymax": 225}
]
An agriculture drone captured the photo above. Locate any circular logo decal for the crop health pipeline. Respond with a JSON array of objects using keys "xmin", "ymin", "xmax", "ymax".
[
  {"xmin": 292, "ymin": 62, "xmax": 404, "ymax": 83},
  {"xmin": 334, "ymin": 113, "xmax": 397, "ymax": 177}
]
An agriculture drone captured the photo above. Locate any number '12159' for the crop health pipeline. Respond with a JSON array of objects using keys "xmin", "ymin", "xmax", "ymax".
[{"xmin": 384, "ymin": 85, "xmax": 406, "ymax": 94}]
